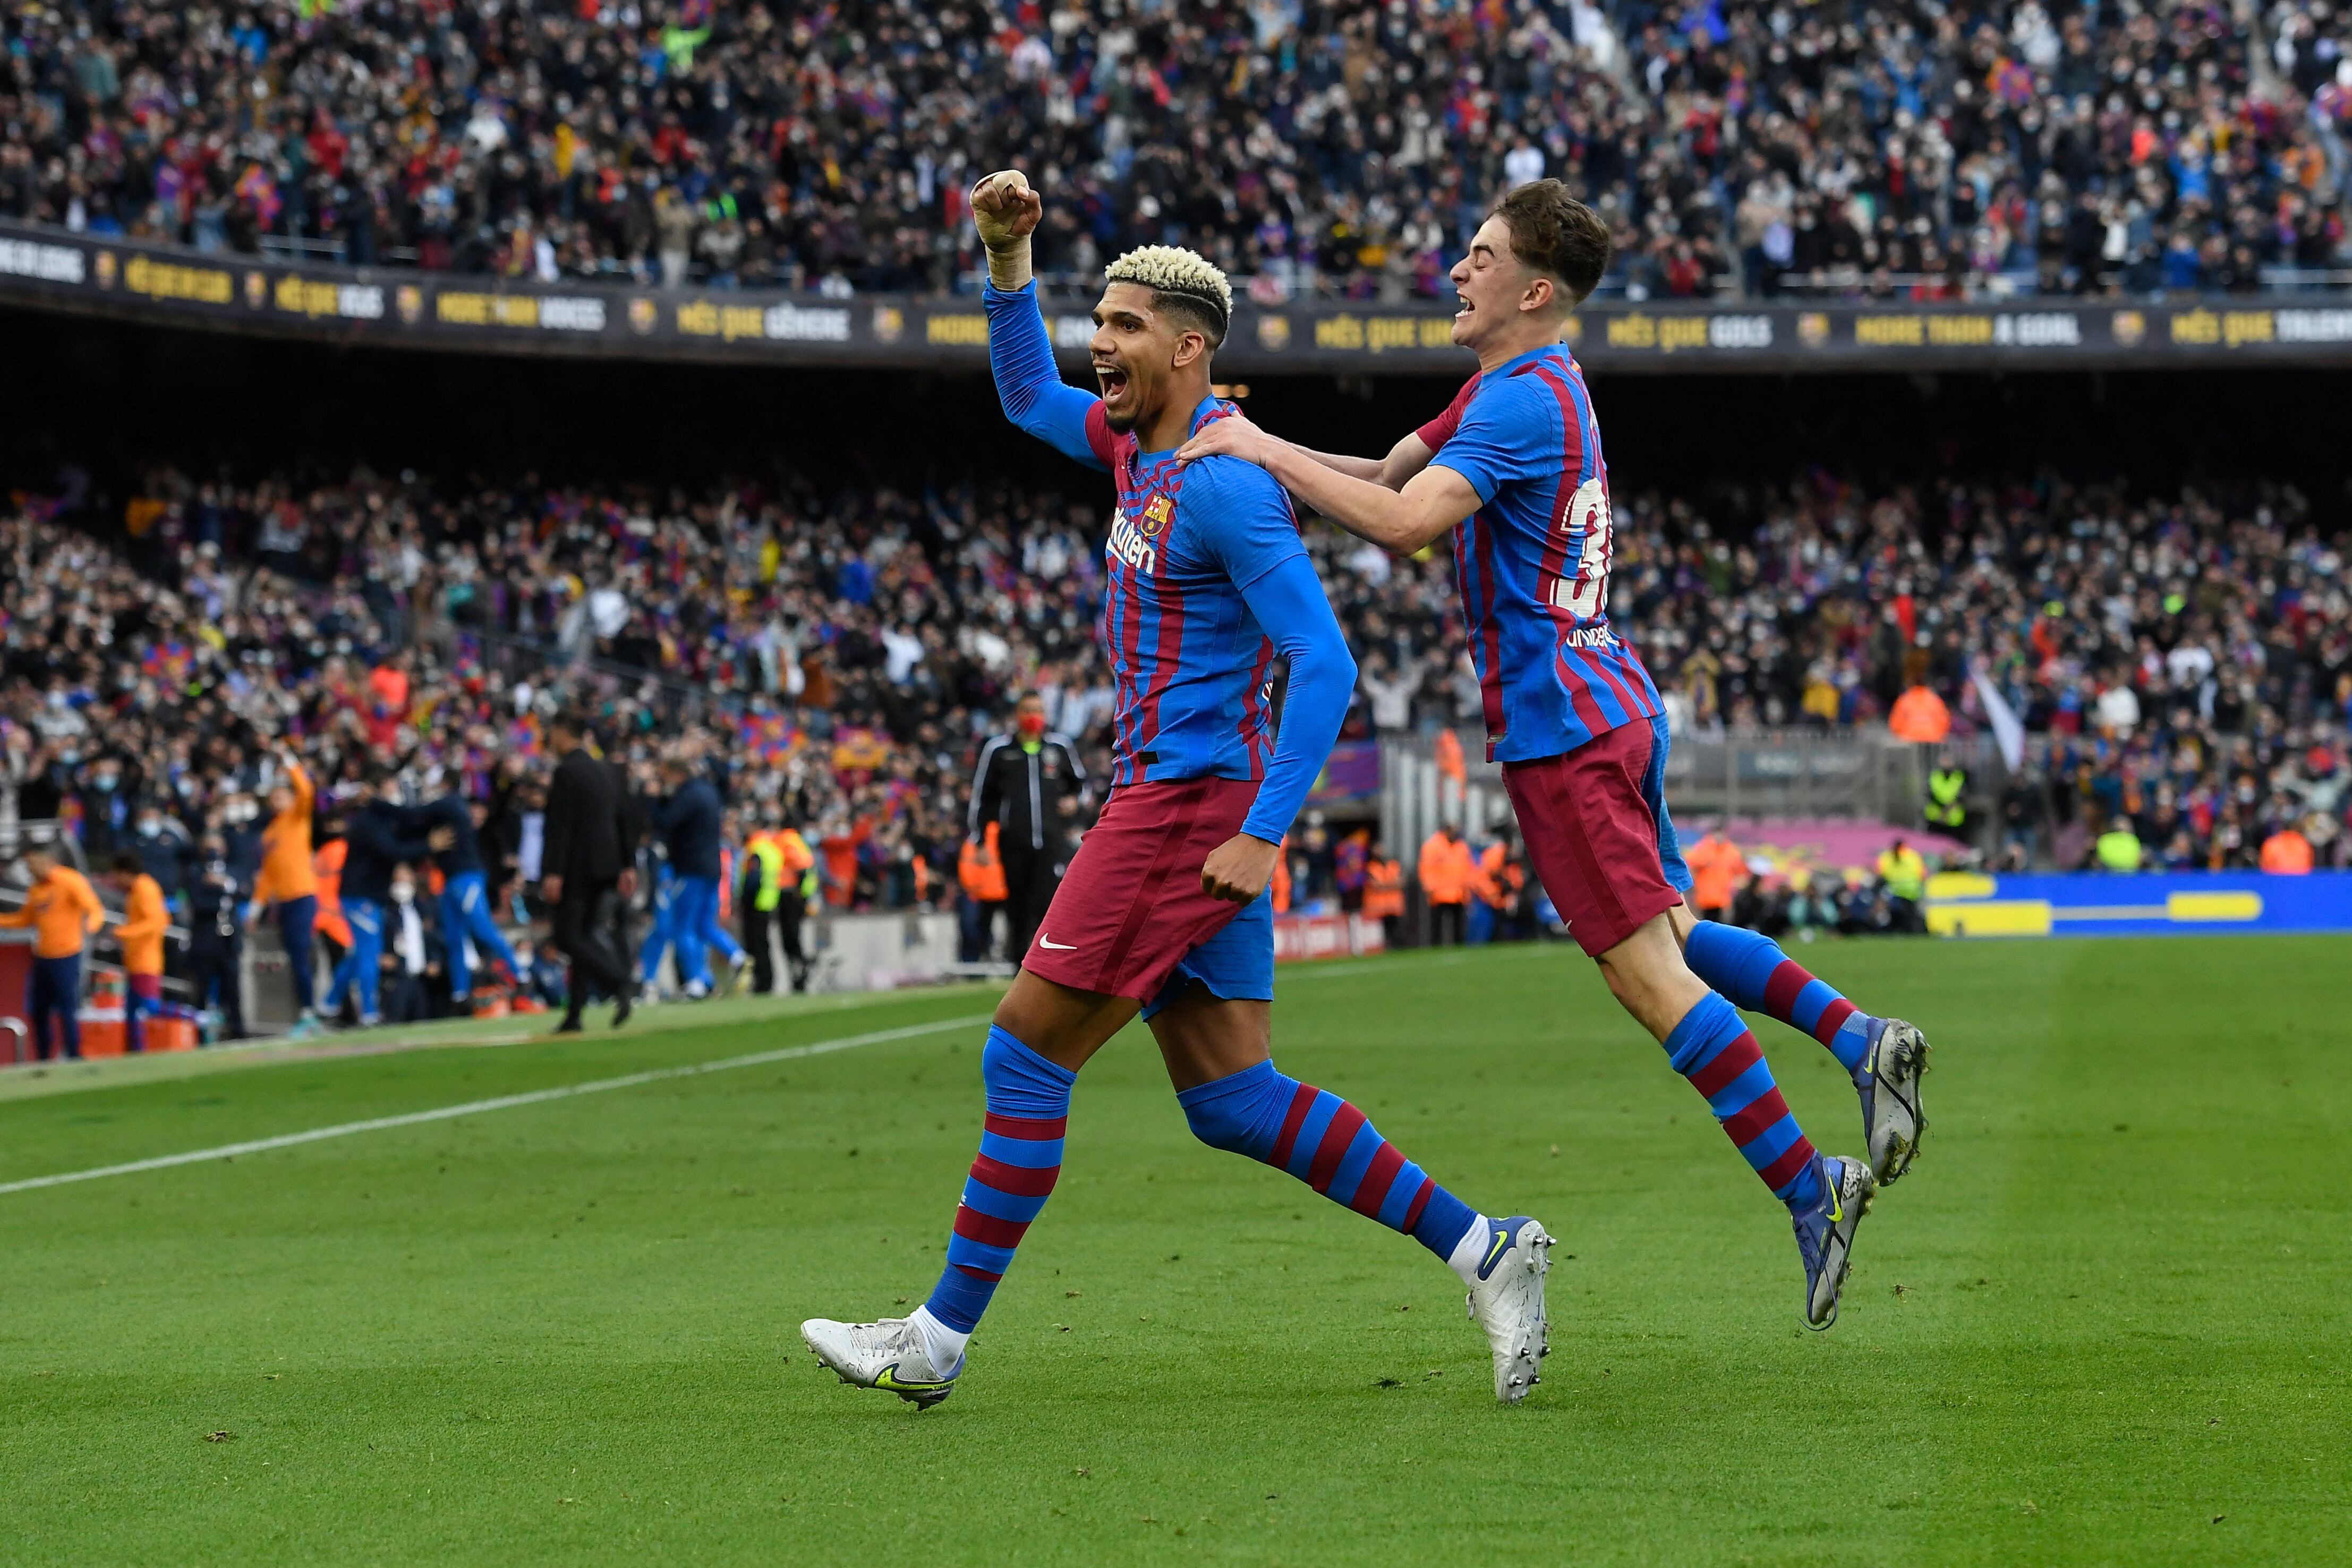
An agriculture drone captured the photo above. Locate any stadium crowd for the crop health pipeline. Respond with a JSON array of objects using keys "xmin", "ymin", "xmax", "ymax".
[
  {"xmin": 0, "ymin": 450, "xmax": 2340, "ymax": 936},
  {"xmin": 0, "ymin": 427, "xmax": 2342, "ymax": 1048},
  {"xmin": 4, "ymin": 0, "xmax": 2348, "ymax": 301}
]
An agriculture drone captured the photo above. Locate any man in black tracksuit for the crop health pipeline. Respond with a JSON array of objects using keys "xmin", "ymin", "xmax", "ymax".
[
  {"xmin": 967, "ymin": 691, "xmax": 1087, "ymax": 966},
  {"xmin": 541, "ymin": 711, "xmax": 638, "ymax": 1032},
  {"xmin": 188, "ymin": 835, "xmax": 246, "ymax": 1041}
]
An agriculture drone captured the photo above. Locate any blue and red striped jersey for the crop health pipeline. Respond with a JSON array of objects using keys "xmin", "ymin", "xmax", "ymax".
[
  {"xmin": 984, "ymin": 282, "xmax": 1320, "ymax": 794},
  {"xmin": 1079, "ymin": 400, "xmax": 1300, "ymax": 788},
  {"xmin": 1420, "ymin": 345, "xmax": 1662, "ymax": 763}
]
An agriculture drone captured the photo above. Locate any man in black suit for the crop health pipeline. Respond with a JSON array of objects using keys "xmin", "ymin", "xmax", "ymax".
[{"xmin": 540, "ymin": 708, "xmax": 636, "ymax": 1032}]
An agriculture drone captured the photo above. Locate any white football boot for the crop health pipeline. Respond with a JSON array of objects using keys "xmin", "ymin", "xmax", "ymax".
[
  {"xmin": 1464, "ymin": 1216, "xmax": 1553, "ymax": 1403},
  {"xmin": 1856, "ymin": 1017, "xmax": 1931, "ymax": 1184},
  {"xmin": 800, "ymin": 1315, "xmax": 960, "ymax": 1409}
]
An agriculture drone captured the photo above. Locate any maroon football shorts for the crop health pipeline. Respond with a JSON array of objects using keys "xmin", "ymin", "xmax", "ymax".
[
  {"xmin": 1503, "ymin": 717, "xmax": 1682, "ymax": 958},
  {"xmin": 1020, "ymin": 776, "xmax": 1272, "ymax": 1007}
]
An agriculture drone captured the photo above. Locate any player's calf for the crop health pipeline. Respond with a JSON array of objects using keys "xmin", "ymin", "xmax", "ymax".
[
  {"xmin": 1682, "ymin": 919, "xmax": 1873, "ymax": 1067},
  {"xmin": 1661, "ymin": 992, "xmax": 1826, "ymax": 1210},
  {"xmin": 1681, "ymin": 921, "xmax": 1930, "ymax": 1184},
  {"xmin": 1661, "ymin": 993, "xmax": 1881, "ymax": 1326},
  {"xmin": 1179, "ymin": 1061, "xmax": 1481, "ymax": 1260},
  {"xmin": 1179, "ymin": 1061, "xmax": 1550, "ymax": 1402},
  {"xmin": 805, "ymin": 1021, "xmax": 1075, "ymax": 1404}
]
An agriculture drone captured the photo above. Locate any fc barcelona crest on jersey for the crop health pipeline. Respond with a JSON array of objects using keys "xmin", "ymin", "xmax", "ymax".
[{"xmin": 1140, "ymin": 495, "xmax": 1173, "ymax": 537}]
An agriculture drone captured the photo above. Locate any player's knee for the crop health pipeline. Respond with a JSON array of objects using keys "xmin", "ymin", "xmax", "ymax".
[
  {"xmin": 1600, "ymin": 937, "xmax": 1707, "ymax": 1037},
  {"xmin": 1177, "ymin": 1059, "xmax": 1286, "ymax": 1155},
  {"xmin": 1599, "ymin": 962, "xmax": 1671, "ymax": 1034},
  {"xmin": 1595, "ymin": 948, "xmax": 1642, "ymax": 1005},
  {"xmin": 1181, "ymin": 1095, "xmax": 1257, "ymax": 1153}
]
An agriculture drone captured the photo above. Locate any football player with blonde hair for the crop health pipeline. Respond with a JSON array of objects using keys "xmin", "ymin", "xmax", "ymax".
[{"xmin": 802, "ymin": 169, "xmax": 1553, "ymax": 1411}]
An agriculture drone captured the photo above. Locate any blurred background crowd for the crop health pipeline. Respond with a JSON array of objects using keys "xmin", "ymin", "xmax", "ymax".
[
  {"xmin": 6, "ymin": 0, "xmax": 2350, "ymax": 300},
  {"xmin": 2, "ymin": 441, "xmax": 2341, "ymax": 1036}
]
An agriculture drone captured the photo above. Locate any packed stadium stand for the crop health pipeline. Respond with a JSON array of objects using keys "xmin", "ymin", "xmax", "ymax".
[
  {"xmin": 5, "ymin": 0, "xmax": 2347, "ymax": 299},
  {"xmin": 5, "ymin": 450, "xmax": 2343, "ymax": 965},
  {"xmin": 2, "ymin": 3, "xmax": 2348, "ymax": 1043}
]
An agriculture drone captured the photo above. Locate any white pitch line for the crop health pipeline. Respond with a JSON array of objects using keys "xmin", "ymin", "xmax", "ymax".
[{"xmin": 0, "ymin": 1012, "xmax": 991, "ymax": 1198}]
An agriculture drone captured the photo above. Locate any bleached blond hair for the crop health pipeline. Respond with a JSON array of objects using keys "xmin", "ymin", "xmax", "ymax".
[{"xmin": 1104, "ymin": 245, "xmax": 1232, "ymax": 344}]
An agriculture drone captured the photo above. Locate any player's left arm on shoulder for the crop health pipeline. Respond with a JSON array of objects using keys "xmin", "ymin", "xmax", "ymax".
[
  {"xmin": 1250, "ymin": 433, "xmax": 1476, "ymax": 556},
  {"xmin": 1206, "ymin": 461, "xmax": 1356, "ymax": 694},
  {"xmin": 1378, "ymin": 430, "xmax": 1438, "ymax": 491}
]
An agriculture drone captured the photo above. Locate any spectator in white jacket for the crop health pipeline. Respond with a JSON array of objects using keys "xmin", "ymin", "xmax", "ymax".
[{"xmin": 1359, "ymin": 654, "xmax": 1420, "ymax": 734}]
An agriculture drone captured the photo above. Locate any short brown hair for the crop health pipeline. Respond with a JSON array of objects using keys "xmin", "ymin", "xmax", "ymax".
[{"xmin": 1492, "ymin": 180, "xmax": 1611, "ymax": 305}]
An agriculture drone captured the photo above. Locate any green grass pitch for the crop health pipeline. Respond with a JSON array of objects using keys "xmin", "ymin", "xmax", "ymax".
[{"xmin": 2, "ymin": 936, "xmax": 2346, "ymax": 1564}]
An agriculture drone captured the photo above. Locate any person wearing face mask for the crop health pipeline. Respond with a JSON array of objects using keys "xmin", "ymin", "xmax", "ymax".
[
  {"xmin": 380, "ymin": 865, "xmax": 441, "ymax": 1024},
  {"xmin": 967, "ymin": 690, "xmax": 1087, "ymax": 970},
  {"xmin": 76, "ymin": 757, "xmax": 134, "ymax": 863},
  {"xmin": 188, "ymin": 835, "xmax": 246, "ymax": 1042},
  {"xmin": 132, "ymin": 800, "xmax": 197, "ymax": 901},
  {"xmin": 219, "ymin": 792, "xmax": 268, "ymax": 887}
]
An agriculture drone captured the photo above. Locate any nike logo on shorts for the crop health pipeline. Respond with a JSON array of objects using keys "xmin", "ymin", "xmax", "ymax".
[{"xmin": 1037, "ymin": 935, "xmax": 1078, "ymax": 951}]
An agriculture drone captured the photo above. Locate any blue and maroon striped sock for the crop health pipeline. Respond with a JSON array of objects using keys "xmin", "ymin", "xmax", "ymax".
[
  {"xmin": 1176, "ymin": 1061, "xmax": 1479, "ymax": 1262},
  {"xmin": 923, "ymin": 1025, "xmax": 1075, "ymax": 1336},
  {"xmin": 1664, "ymin": 991, "xmax": 1823, "ymax": 1209},
  {"xmin": 1683, "ymin": 920, "xmax": 1874, "ymax": 1078}
]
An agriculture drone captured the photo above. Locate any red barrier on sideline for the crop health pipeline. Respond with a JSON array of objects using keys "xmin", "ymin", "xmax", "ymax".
[{"xmin": 1273, "ymin": 913, "xmax": 1384, "ymax": 963}]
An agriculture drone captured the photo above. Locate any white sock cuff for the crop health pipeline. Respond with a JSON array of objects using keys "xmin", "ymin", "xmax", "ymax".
[
  {"xmin": 909, "ymin": 1304, "xmax": 970, "ymax": 1370},
  {"xmin": 1446, "ymin": 1212, "xmax": 1494, "ymax": 1283}
]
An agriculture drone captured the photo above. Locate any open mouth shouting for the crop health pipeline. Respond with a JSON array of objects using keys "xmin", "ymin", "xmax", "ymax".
[{"xmin": 1094, "ymin": 361, "xmax": 1131, "ymax": 405}]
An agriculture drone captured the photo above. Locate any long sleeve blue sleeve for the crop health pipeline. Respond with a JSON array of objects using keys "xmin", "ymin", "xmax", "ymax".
[
  {"xmin": 1236, "ymin": 552, "xmax": 1356, "ymax": 843},
  {"xmin": 985, "ymin": 280, "xmax": 1107, "ymax": 471},
  {"xmin": 1181, "ymin": 456, "xmax": 1357, "ymax": 845}
]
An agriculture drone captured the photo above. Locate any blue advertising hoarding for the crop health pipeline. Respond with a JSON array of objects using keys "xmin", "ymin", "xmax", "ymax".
[{"xmin": 1925, "ymin": 872, "xmax": 2352, "ymax": 939}]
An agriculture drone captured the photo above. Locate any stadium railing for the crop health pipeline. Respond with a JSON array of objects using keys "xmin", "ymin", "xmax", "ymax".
[{"xmin": 1377, "ymin": 728, "xmax": 1999, "ymax": 865}]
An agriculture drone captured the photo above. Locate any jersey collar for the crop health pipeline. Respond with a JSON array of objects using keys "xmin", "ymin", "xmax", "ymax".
[
  {"xmin": 1482, "ymin": 342, "xmax": 1570, "ymax": 380},
  {"xmin": 1136, "ymin": 393, "xmax": 1228, "ymax": 461}
]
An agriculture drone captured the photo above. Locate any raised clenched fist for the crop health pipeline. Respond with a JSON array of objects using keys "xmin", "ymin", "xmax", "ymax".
[{"xmin": 970, "ymin": 169, "xmax": 1043, "ymax": 252}]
